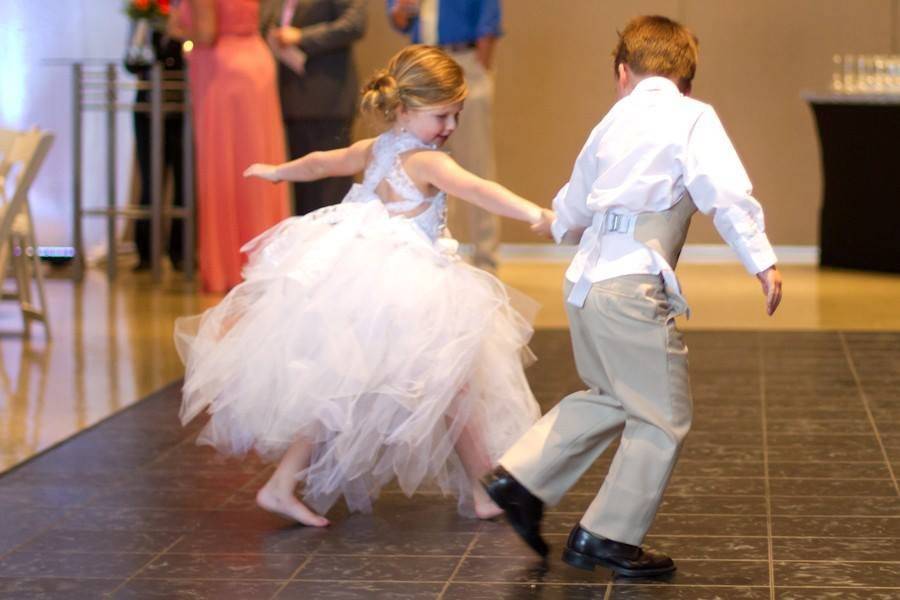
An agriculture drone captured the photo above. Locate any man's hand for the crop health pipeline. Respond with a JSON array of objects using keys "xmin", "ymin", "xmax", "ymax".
[
  {"xmin": 390, "ymin": 0, "xmax": 419, "ymax": 29},
  {"xmin": 243, "ymin": 163, "xmax": 281, "ymax": 182},
  {"xmin": 395, "ymin": 0, "xmax": 420, "ymax": 12},
  {"xmin": 475, "ymin": 37, "xmax": 496, "ymax": 71},
  {"xmin": 273, "ymin": 26, "xmax": 302, "ymax": 46},
  {"xmin": 756, "ymin": 265, "xmax": 783, "ymax": 316},
  {"xmin": 166, "ymin": 14, "xmax": 189, "ymax": 41},
  {"xmin": 530, "ymin": 208, "xmax": 555, "ymax": 239}
]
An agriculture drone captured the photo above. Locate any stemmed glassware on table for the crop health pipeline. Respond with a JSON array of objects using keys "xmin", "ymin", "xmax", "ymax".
[{"xmin": 832, "ymin": 54, "xmax": 900, "ymax": 94}]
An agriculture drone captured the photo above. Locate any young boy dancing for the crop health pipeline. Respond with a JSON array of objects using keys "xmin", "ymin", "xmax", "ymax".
[{"xmin": 484, "ymin": 15, "xmax": 783, "ymax": 577}]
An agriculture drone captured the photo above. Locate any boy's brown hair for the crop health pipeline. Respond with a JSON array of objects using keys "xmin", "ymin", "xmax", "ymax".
[{"xmin": 613, "ymin": 15, "xmax": 699, "ymax": 94}]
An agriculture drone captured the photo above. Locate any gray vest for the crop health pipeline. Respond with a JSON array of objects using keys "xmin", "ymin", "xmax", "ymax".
[
  {"xmin": 566, "ymin": 194, "xmax": 697, "ymax": 308},
  {"xmin": 633, "ymin": 193, "xmax": 697, "ymax": 269}
]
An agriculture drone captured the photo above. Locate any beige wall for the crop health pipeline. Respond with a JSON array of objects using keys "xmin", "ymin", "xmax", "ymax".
[{"xmin": 354, "ymin": 0, "xmax": 900, "ymax": 246}]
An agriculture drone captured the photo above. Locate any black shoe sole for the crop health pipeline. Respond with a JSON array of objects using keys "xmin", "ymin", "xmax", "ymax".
[
  {"xmin": 482, "ymin": 481, "xmax": 549, "ymax": 557},
  {"xmin": 562, "ymin": 547, "xmax": 676, "ymax": 578}
]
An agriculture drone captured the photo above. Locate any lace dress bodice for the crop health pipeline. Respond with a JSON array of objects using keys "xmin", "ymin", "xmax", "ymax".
[{"xmin": 344, "ymin": 130, "xmax": 448, "ymax": 241}]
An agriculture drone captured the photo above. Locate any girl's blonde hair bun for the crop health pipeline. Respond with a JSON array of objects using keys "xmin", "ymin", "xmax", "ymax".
[{"xmin": 360, "ymin": 45, "xmax": 468, "ymax": 124}]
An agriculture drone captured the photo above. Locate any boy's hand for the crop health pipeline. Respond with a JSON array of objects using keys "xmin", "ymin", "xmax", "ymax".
[
  {"xmin": 243, "ymin": 164, "xmax": 280, "ymax": 182},
  {"xmin": 530, "ymin": 208, "xmax": 555, "ymax": 239},
  {"xmin": 756, "ymin": 265, "xmax": 782, "ymax": 316}
]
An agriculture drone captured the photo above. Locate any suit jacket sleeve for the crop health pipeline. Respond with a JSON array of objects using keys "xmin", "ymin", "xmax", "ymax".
[
  {"xmin": 298, "ymin": 0, "xmax": 367, "ymax": 56},
  {"xmin": 476, "ymin": 0, "xmax": 502, "ymax": 39},
  {"xmin": 258, "ymin": 0, "xmax": 280, "ymax": 34}
]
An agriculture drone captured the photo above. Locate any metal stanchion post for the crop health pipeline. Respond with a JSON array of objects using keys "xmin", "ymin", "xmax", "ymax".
[
  {"xmin": 105, "ymin": 63, "xmax": 118, "ymax": 280},
  {"xmin": 70, "ymin": 63, "xmax": 196, "ymax": 284},
  {"xmin": 182, "ymin": 83, "xmax": 195, "ymax": 282},
  {"xmin": 72, "ymin": 63, "xmax": 84, "ymax": 281},
  {"xmin": 149, "ymin": 63, "xmax": 164, "ymax": 282}
]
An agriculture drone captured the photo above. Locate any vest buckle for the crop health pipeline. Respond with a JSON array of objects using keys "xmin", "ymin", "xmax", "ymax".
[{"xmin": 604, "ymin": 212, "xmax": 635, "ymax": 233}]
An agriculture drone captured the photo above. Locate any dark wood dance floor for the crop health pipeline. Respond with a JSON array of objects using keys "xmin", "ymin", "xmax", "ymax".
[{"xmin": 0, "ymin": 331, "xmax": 898, "ymax": 599}]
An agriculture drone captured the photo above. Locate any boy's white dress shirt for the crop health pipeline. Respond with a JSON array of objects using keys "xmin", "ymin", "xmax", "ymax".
[{"xmin": 551, "ymin": 77, "xmax": 777, "ymax": 306}]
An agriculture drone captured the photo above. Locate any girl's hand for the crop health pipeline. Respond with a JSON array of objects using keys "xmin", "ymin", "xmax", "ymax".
[
  {"xmin": 530, "ymin": 208, "xmax": 555, "ymax": 239},
  {"xmin": 243, "ymin": 163, "xmax": 281, "ymax": 182}
]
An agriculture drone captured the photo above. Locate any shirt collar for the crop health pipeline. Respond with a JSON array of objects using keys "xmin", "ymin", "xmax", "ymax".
[{"xmin": 631, "ymin": 76, "xmax": 682, "ymax": 96}]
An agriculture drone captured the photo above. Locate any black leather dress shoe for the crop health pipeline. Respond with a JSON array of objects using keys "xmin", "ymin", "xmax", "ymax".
[
  {"xmin": 481, "ymin": 467, "xmax": 548, "ymax": 557},
  {"xmin": 562, "ymin": 525, "xmax": 675, "ymax": 577}
]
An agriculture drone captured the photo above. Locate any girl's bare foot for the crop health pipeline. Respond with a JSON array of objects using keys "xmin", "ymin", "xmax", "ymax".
[
  {"xmin": 256, "ymin": 484, "xmax": 330, "ymax": 527},
  {"xmin": 473, "ymin": 483, "xmax": 504, "ymax": 520}
]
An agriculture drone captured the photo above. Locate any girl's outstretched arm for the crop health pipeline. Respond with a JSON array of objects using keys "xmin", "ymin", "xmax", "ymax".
[
  {"xmin": 407, "ymin": 151, "xmax": 554, "ymax": 234},
  {"xmin": 244, "ymin": 138, "xmax": 375, "ymax": 183}
]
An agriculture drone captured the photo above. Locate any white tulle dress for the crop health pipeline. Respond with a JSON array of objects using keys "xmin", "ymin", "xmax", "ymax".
[{"xmin": 174, "ymin": 129, "xmax": 541, "ymax": 515}]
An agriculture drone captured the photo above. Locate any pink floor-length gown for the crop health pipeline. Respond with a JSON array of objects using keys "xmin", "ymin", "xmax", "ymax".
[{"xmin": 181, "ymin": 0, "xmax": 290, "ymax": 292}]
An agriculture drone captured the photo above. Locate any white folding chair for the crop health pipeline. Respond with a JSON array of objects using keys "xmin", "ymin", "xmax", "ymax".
[
  {"xmin": 0, "ymin": 129, "xmax": 18, "ymax": 158},
  {"xmin": 0, "ymin": 128, "xmax": 54, "ymax": 338}
]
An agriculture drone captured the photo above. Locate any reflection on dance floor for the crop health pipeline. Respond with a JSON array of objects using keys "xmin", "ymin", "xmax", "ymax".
[{"xmin": 0, "ymin": 269, "xmax": 215, "ymax": 472}]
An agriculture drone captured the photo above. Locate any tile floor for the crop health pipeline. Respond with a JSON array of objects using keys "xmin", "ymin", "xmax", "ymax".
[{"xmin": 0, "ymin": 329, "xmax": 897, "ymax": 599}]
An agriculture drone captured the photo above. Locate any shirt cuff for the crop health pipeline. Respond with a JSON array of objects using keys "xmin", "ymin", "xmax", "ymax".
[
  {"xmin": 735, "ymin": 232, "xmax": 778, "ymax": 275},
  {"xmin": 476, "ymin": 26, "xmax": 503, "ymax": 40},
  {"xmin": 551, "ymin": 219, "xmax": 568, "ymax": 245}
]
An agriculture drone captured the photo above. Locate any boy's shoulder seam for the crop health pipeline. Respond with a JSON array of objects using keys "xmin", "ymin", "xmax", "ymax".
[
  {"xmin": 676, "ymin": 96, "xmax": 716, "ymax": 127},
  {"xmin": 680, "ymin": 94, "xmax": 713, "ymax": 110},
  {"xmin": 686, "ymin": 96, "xmax": 719, "ymax": 117}
]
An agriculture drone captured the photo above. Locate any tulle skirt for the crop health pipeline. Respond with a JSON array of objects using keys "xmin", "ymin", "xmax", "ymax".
[{"xmin": 175, "ymin": 201, "xmax": 541, "ymax": 515}]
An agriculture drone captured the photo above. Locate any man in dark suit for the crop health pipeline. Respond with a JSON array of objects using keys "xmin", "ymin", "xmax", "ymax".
[
  {"xmin": 264, "ymin": 0, "xmax": 367, "ymax": 215},
  {"xmin": 125, "ymin": 28, "xmax": 186, "ymax": 270}
]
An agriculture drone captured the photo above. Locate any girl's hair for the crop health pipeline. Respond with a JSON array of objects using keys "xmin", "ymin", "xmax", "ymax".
[{"xmin": 360, "ymin": 45, "xmax": 468, "ymax": 124}]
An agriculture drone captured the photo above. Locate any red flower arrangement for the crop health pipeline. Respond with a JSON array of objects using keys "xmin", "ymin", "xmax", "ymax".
[{"xmin": 125, "ymin": 0, "xmax": 171, "ymax": 20}]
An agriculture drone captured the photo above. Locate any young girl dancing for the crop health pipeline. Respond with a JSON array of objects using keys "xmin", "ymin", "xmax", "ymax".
[{"xmin": 175, "ymin": 45, "xmax": 554, "ymax": 527}]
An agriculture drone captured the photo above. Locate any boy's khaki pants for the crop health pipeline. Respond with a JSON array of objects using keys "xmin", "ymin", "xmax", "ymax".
[{"xmin": 500, "ymin": 275, "xmax": 692, "ymax": 546}]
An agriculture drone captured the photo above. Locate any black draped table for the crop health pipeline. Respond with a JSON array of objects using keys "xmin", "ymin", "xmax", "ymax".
[{"xmin": 805, "ymin": 93, "xmax": 900, "ymax": 273}]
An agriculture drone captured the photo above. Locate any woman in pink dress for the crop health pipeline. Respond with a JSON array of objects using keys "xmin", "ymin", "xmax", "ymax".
[{"xmin": 173, "ymin": 0, "xmax": 290, "ymax": 292}]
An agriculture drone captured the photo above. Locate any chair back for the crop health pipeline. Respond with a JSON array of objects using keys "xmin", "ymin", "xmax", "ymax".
[
  {"xmin": 0, "ymin": 128, "xmax": 18, "ymax": 157},
  {"xmin": 0, "ymin": 129, "xmax": 54, "ymax": 239}
]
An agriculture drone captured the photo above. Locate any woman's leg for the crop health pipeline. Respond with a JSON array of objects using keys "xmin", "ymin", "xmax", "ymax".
[{"xmin": 256, "ymin": 438, "xmax": 330, "ymax": 527}]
